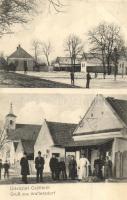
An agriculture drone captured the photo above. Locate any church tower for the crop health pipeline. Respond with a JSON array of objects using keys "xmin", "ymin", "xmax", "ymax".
[{"xmin": 5, "ymin": 103, "xmax": 17, "ymax": 131}]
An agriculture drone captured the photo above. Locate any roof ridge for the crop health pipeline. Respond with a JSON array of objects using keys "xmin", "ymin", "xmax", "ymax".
[{"xmin": 46, "ymin": 121, "xmax": 77, "ymax": 125}]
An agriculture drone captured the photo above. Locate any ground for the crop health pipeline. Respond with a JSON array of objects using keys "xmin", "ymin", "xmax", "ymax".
[
  {"xmin": 1, "ymin": 71, "xmax": 127, "ymax": 88},
  {"xmin": 0, "ymin": 72, "xmax": 80, "ymax": 88},
  {"xmin": 0, "ymin": 173, "xmax": 127, "ymax": 184}
]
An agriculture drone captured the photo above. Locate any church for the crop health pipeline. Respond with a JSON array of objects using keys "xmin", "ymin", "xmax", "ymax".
[{"xmin": 1, "ymin": 94, "xmax": 127, "ymax": 177}]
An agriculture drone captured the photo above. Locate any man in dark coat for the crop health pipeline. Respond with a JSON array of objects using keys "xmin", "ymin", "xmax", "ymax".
[
  {"xmin": 86, "ymin": 72, "xmax": 91, "ymax": 88},
  {"xmin": 20, "ymin": 152, "xmax": 30, "ymax": 184},
  {"xmin": 35, "ymin": 151, "xmax": 45, "ymax": 183},
  {"xmin": 49, "ymin": 154, "xmax": 59, "ymax": 180},
  {"xmin": 70, "ymin": 71, "xmax": 75, "ymax": 86},
  {"xmin": 3, "ymin": 160, "xmax": 10, "ymax": 179},
  {"xmin": 69, "ymin": 156, "xmax": 77, "ymax": 180},
  {"xmin": 59, "ymin": 157, "xmax": 67, "ymax": 180},
  {"xmin": 104, "ymin": 156, "xmax": 112, "ymax": 180},
  {"xmin": 94, "ymin": 156, "xmax": 103, "ymax": 180},
  {"xmin": 0, "ymin": 159, "xmax": 2, "ymax": 180}
]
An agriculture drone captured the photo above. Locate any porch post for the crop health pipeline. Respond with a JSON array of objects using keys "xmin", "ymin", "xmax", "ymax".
[{"xmin": 112, "ymin": 138, "xmax": 117, "ymax": 177}]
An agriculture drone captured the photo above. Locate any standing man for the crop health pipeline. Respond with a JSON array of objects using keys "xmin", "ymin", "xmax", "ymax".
[
  {"xmin": 20, "ymin": 152, "xmax": 30, "ymax": 184},
  {"xmin": 49, "ymin": 154, "xmax": 58, "ymax": 180},
  {"xmin": 78, "ymin": 154, "xmax": 90, "ymax": 181},
  {"xmin": 69, "ymin": 156, "xmax": 77, "ymax": 180},
  {"xmin": 65, "ymin": 155, "xmax": 71, "ymax": 179},
  {"xmin": 70, "ymin": 71, "xmax": 75, "ymax": 86},
  {"xmin": 59, "ymin": 157, "xmax": 67, "ymax": 180},
  {"xmin": 104, "ymin": 156, "xmax": 112, "ymax": 180},
  {"xmin": 94, "ymin": 155, "xmax": 103, "ymax": 180},
  {"xmin": 35, "ymin": 151, "xmax": 45, "ymax": 183},
  {"xmin": 86, "ymin": 72, "xmax": 91, "ymax": 88},
  {"xmin": 3, "ymin": 160, "xmax": 10, "ymax": 179},
  {"xmin": 0, "ymin": 159, "xmax": 2, "ymax": 180}
]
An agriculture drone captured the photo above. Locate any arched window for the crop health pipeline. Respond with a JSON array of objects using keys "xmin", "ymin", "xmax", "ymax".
[{"xmin": 10, "ymin": 120, "xmax": 13, "ymax": 125}]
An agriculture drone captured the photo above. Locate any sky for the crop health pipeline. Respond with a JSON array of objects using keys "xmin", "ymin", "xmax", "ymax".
[
  {"xmin": 0, "ymin": 91, "xmax": 127, "ymax": 126},
  {"xmin": 0, "ymin": 0, "xmax": 127, "ymax": 62}
]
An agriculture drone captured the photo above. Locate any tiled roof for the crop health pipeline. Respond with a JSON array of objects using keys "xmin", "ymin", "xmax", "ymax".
[
  {"xmin": 8, "ymin": 45, "xmax": 33, "ymax": 59},
  {"xmin": 56, "ymin": 57, "xmax": 81, "ymax": 65},
  {"xmin": 106, "ymin": 97, "xmax": 127, "ymax": 127},
  {"xmin": 7, "ymin": 124, "xmax": 41, "ymax": 143},
  {"xmin": 46, "ymin": 121, "xmax": 114, "ymax": 148},
  {"xmin": 21, "ymin": 140, "xmax": 35, "ymax": 154},
  {"xmin": 65, "ymin": 138, "xmax": 113, "ymax": 147},
  {"xmin": 46, "ymin": 121, "xmax": 77, "ymax": 146}
]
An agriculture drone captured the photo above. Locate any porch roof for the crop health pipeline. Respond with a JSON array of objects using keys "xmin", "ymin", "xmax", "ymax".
[{"xmin": 64, "ymin": 138, "xmax": 114, "ymax": 148}]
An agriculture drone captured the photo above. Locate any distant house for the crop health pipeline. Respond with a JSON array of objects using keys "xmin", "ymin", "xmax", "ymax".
[
  {"xmin": 7, "ymin": 45, "xmax": 34, "ymax": 71},
  {"xmin": 118, "ymin": 56, "xmax": 127, "ymax": 75},
  {"xmin": 53, "ymin": 57, "xmax": 81, "ymax": 72},
  {"xmin": 81, "ymin": 52, "xmax": 127, "ymax": 75}
]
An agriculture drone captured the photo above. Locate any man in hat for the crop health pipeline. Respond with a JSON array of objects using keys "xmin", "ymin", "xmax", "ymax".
[
  {"xmin": 86, "ymin": 72, "xmax": 91, "ymax": 88},
  {"xmin": 35, "ymin": 151, "xmax": 45, "ymax": 183},
  {"xmin": 20, "ymin": 152, "xmax": 30, "ymax": 184}
]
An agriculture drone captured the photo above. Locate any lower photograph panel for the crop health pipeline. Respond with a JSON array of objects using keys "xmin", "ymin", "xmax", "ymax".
[{"xmin": 0, "ymin": 91, "xmax": 127, "ymax": 184}]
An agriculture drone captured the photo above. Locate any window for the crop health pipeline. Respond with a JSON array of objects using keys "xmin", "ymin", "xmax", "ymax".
[
  {"xmin": 91, "ymin": 113, "xmax": 93, "ymax": 117},
  {"xmin": 10, "ymin": 120, "xmax": 13, "ymax": 125},
  {"xmin": 24, "ymin": 61, "xmax": 27, "ymax": 67}
]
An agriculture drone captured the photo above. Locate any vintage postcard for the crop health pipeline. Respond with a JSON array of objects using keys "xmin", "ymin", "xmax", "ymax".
[{"xmin": 0, "ymin": 0, "xmax": 127, "ymax": 200}]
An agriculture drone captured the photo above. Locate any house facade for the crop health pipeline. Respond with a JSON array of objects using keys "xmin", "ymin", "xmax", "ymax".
[
  {"xmin": 34, "ymin": 120, "xmax": 76, "ymax": 172},
  {"xmin": 118, "ymin": 56, "xmax": 127, "ymax": 75},
  {"xmin": 7, "ymin": 45, "xmax": 34, "ymax": 71},
  {"xmin": 65, "ymin": 95, "xmax": 127, "ymax": 177},
  {"xmin": 53, "ymin": 57, "xmax": 81, "ymax": 72}
]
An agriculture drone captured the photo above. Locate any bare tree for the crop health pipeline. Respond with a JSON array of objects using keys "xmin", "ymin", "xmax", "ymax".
[
  {"xmin": 0, "ymin": 127, "xmax": 8, "ymax": 151},
  {"xmin": 48, "ymin": 0, "xmax": 65, "ymax": 12},
  {"xmin": 0, "ymin": 0, "xmax": 65, "ymax": 37},
  {"xmin": 31, "ymin": 39, "xmax": 41, "ymax": 63},
  {"xmin": 40, "ymin": 41, "xmax": 52, "ymax": 66},
  {"xmin": 88, "ymin": 22, "xmax": 125, "ymax": 77},
  {"xmin": 64, "ymin": 34, "xmax": 83, "ymax": 72}
]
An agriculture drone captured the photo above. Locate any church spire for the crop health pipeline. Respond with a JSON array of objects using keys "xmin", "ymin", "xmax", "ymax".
[{"xmin": 9, "ymin": 102, "xmax": 13, "ymax": 114}]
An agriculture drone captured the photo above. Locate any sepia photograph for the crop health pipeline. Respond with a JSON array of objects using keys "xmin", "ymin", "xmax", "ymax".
[
  {"xmin": 0, "ymin": 0, "xmax": 127, "ymax": 88},
  {"xmin": 0, "ymin": 91, "xmax": 127, "ymax": 185}
]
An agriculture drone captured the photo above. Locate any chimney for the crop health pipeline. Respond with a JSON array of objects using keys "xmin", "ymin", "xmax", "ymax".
[{"xmin": 17, "ymin": 44, "xmax": 21, "ymax": 50}]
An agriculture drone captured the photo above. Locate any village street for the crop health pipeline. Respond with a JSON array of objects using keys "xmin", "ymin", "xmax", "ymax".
[
  {"xmin": 17, "ymin": 71, "xmax": 127, "ymax": 89},
  {"xmin": 0, "ymin": 72, "xmax": 80, "ymax": 88}
]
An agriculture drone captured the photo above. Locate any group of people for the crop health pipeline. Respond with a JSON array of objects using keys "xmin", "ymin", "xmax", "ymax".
[
  {"xmin": 20, "ymin": 151, "xmax": 45, "ymax": 184},
  {"xmin": 20, "ymin": 151, "xmax": 113, "ymax": 184},
  {"xmin": 70, "ymin": 71, "xmax": 91, "ymax": 88},
  {"xmin": 0, "ymin": 159, "xmax": 10, "ymax": 180},
  {"xmin": 93, "ymin": 155, "xmax": 112, "ymax": 180}
]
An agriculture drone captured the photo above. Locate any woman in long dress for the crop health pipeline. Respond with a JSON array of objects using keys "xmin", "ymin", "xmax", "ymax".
[{"xmin": 78, "ymin": 154, "xmax": 90, "ymax": 180}]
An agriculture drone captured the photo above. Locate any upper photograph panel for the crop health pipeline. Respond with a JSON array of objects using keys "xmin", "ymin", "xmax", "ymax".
[{"xmin": 0, "ymin": 0, "xmax": 127, "ymax": 88}]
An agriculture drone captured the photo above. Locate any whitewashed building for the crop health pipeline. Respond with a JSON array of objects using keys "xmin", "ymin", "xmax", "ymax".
[{"xmin": 8, "ymin": 45, "xmax": 34, "ymax": 71}]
